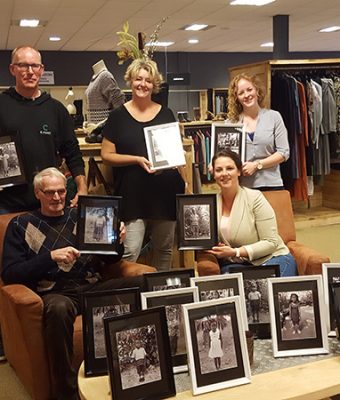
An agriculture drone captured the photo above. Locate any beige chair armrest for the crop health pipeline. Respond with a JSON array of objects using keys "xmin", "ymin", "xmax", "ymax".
[
  {"xmin": 287, "ymin": 241, "xmax": 330, "ymax": 275},
  {"xmin": 97, "ymin": 259, "xmax": 156, "ymax": 280}
]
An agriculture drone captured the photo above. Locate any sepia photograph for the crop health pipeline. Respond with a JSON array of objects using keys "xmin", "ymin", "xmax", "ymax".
[
  {"xmin": 211, "ymin": 123, "xmax": 245, "ymax": 162},
  {"xmin": 268, "ymin": 275, "xmax": 329, "ymax": 358},
  {"xmin": 0, "ymin": 133, "xmax": 26, "ymax": 188},
  {"xmin": 183, "ymin": 297, "xmax": 251, "ymax": 395},
  {"xmin": 81, "ymin": 288, "xmax": 141, "ymax": 376},
  {"xmin": 103, "ymin": 307, "xmax": 176, "ymax": 400},
  {"xmin": 144, "ymin": 268, "xmax": 195, "ymax": 292},
  {"xmin": 84, "ymin": 206, "xmax": 115, "ymax": 244},
  {"xmin": 177, "ymin": 194, "xmax": 218, "ymax": 250},
  {"xmin": 322, "ymin": 263, "xmax": 340, "ymax": 336}
]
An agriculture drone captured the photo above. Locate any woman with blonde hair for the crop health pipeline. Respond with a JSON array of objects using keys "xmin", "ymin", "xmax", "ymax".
[
  {"xmin": 227, "ymin": 73, "xmax": 289, "ymax": 190},
  {"xmin": 101, "ymin": 58, "xmax": 185, "ymax": 270}
]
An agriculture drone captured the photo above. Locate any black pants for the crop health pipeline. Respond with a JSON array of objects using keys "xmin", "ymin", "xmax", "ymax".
[{"xmin": 42, "ymin": 276, "xmax": 144, "ymax": 400}]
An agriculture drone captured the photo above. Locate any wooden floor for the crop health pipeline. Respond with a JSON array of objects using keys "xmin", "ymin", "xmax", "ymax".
[{"xmin": 294, "ymin": 206, "xmax": 340, "ymax": 230}]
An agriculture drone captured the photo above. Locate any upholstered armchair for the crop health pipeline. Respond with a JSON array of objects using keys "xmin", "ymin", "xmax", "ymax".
[
  {"xmin": 197, "ymin": 190, "xmax": 330, "ymax": 277},
  {"xmin": 0, "ymin": 212, "xmax": 156, "ymax": 400}
]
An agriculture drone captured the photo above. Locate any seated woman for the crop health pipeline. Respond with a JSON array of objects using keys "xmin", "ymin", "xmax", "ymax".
[{"xmin": 205, "ymin": 149, "xmax": 297, "ymax": 277}]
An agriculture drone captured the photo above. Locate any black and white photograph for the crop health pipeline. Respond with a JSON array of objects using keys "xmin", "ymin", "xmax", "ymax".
[
  {"xmin": 330, "ymin": 282, "xmax": 340, "ymax": 339},
  {"xmin": 229, "ymin": 264, "xmax": 280, "ymax": 338},
  {"xmin": 322, "ymin": 263, "xmax": 340, "ymax": 336},
  {"xmin": 77, "ymin": 195, "xmax": 121, "ymax": 254},
  {"xmin": 182, "ymin": 297, "xmax": 251, "ymax": 395},
  {"xmin": 103, "ymin": 307, "xmax": 176, "ymax": 400},
  {"xmin": 81, "ymin": 288, "xmax": 141, "ymax": 376},
  {"xmin": 190, "ymin": 273, "xmax": 248, "ymax": 330},
  {"xmin": 0, "ymin": 133, "xmax": 26, "ymax": 188},
  {"xmin": 144, "ymin": 122, "xmax": 185, "ymax": 171},
  {"xmin": 268, "ymin": 275, "xmax": 329, "ymax": 357},
  {"xmin": 141, "ymin": 287, "xmax": 199, "ymax": 372},
  {"xmin": 144, "ymin": 268, "xmax": 195, "ymax": 292},
  {"xmin": 211, "ymin": 123, "xmax": 245, "ymax": 162},
  {"xmin": 177, "ymin": 194, "xmax": 218, "ymax": 250}
]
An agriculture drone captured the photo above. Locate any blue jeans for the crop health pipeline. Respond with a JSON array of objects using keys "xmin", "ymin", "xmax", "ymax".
[{"xmin": 220, "ymin": 253, "xmax": 297, "ymax": 277}]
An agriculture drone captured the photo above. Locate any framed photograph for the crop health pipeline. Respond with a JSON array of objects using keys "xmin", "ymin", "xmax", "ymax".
[
  {"xmin": 77, "ymin": 195, "xmax": 121, "ymax": 254},
  {"xmin": 141, "ymin": 287, "xmax": 199, "ymax": 373},
  {"xmin": 103, "ymin": 307, "xmax": 176, "ymax": 400},
  {"xmin": 322, "ymin": 263, "xmax": 340, "ymax": 336},
  {"xmin": 176, "ymin": 194, "xmax": 218, "ymax": 250},
  {"xmin": 81, "ymin": 288, "xmax": 141, "ymax": 376},
  {"xmin": 211, "ymin": 122, "xmax": 245, "ymax": 162},
  {"xmin": 0, "ymin": 132, "xmax": 26, "ymax": 189},
  {"xmin": 144, "ymin": 121, "xmax": 186, "ymax": 171},
  {"xmin": 182, "ymin": 297, "xmax": 251, "ymax": 395},
  {"xmin": 143, "ymin": 268, "xmax": 195, "ymax": 292},
  {"xmin": 190, "ymin": 273, "xmax": 248, "ymax": 330},
  {"xmin": 330, "ymin": 282, "xmax": 340, "ymax": 340},
  {"xmin": 268, "ymin": 275, "xmax": 329, "ymax": 358},
  {"xmin": 229, "ymin": 264, "xmax": 280, "ymax": 339}
]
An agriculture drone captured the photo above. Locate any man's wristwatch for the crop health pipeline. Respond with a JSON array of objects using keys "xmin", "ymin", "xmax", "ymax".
[{"xmin": 256, "ymin": 161, "xmax": 263, "ymax": 170}]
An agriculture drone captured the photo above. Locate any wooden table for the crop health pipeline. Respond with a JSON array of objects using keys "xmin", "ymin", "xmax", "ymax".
[{"xmin": 78, "ymin": 356, "xmax": 340, "ymax": 400}]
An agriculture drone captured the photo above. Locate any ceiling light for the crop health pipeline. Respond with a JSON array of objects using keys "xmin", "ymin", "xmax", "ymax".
[
  {"xmin": 188, "ymin": 39, "xmax": 199, "ymax": 44},
  {"xmin": 49, "ymin": 36, "xmax": 61, "ymax": 42},
  {"xmin": 185, "ymin": 24, "xmax": 208, "ymax": 31},
  {"xmin": 230, "ymin": 0, "xmax": 276, "ymax": 5},
  {"xmin": 19, "ymin": 19, "xmax": 39, "ymax": 27},
  {"xmin": 319, "ymin": 26, "xmax": 340, "ymax": 33},
  {"xmin": 260, "ymin": 42, "xmax": 274, "ymax": 47},
  {"xmin": 146, "ymin": 41, "xmax": 174, "ymax": 47}
]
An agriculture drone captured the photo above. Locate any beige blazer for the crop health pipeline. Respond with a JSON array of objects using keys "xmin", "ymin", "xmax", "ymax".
[{"xmin": 217, "ymin": 186, "xmax": 289, "ymax": 265}]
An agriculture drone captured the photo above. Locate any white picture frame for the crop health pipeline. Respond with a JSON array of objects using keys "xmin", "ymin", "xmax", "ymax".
[
  {"xmin": 141, "ymin": 286, "xmax": 199, "ymax": 373},
  {"xmin": 322, "ymin": 263, "xmax": 340, "ymax": 336},
  {"xmin": 144, "ymin": 121, "xmax": 186, "ymax": 171},
  {"xmin": 190, "ymin": 273, "xmax": 248, "ymax": 330},
  {"xmin": 268, "ymin": 275, "xmax": 329, "ymax": 358},
  {"xmin": 211, "ymin": 122, "xmax": 245, "ymax": 163},
  {"xmin": 182, "ymin": 296, "xmax": 251, "ymax": 395}
]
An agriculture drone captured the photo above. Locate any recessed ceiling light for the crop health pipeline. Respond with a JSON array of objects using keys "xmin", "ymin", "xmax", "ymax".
[
  {"xmin": 49, "ymin": 36, "xmax": 61, "ymax": 42},
  {"xmin": 230, "ymin": 0, "xmax": 275, "ymax": 5},
  {"xmin": 185, "ymin": 24, "xmax": 208, "ymax": 31},
  {"xmin": 146, "ymin": 41, "xmax": 174, "ymax": 47},
  {"xmin": 260, "ymin": 42, "xmax": 274, "ymax": 47},
  {"xmin": 19, "ymin": 19, "xmax": 39, "ymax": 27},
  {"xmin": 188, "ymin": 39, "xmax": 199, "ymax": 44},
  {"xmin": 319, "ymin": 26, "xmax": 340, "ymax": 33}
]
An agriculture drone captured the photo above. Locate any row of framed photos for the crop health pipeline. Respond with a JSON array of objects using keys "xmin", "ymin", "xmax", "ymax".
[{"xmin": 81, "ymin": 266, "xmax": 338, "ymax": 399}]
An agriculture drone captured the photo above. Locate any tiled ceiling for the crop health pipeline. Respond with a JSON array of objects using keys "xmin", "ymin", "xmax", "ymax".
[{"xmin": 1, "ymin": 0, "xmax": 340, "ymax": 52}]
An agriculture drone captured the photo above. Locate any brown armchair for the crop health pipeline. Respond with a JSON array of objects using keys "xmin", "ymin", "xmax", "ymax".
[
  {"xmin": 197, "ymin": 190, "xmax": 330, "ymax": 276},
  {"xmin": 0, "ymin": 212, "xmax": 156, "ymax": 400}
]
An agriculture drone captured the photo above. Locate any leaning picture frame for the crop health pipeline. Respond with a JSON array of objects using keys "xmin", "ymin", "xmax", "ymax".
[
  {"xmin": 81, "ymin": 287, "xmax": 141, "ymax": 377},
  {"xmin": 103, "ymin": 307, "xmax": 176, "ymax": 400},
  {"xmin": 330, "ymin": 282, "xmax": 340, "ymax": 340},
  {"xmin": 141, "ymin": 286, "xmax": 199, "ymax": 373},
  {"xmin": 182, "ymin": 297, "xmax": 251, "ymax": 395},
  {"xmin": 143, "ymin": 268, "xmax": 195, "ymax": 292},
  {"xmin": 176, "ymin": 194, "xmax": 218, "ymax": 250},
  {"xmin": 0, "ymin": 132, "xmax": 27, "ymax": 189},
  {"xmin": 322, "ymin": 263, "xmax": 340, "ymax": 336},
  {"xmin": 229, "ymin": 264, "xmax": 280, "ymax": 339},
  {"xmin": 144, "ymin": 121, "xmax": 186, "ymax": 171},
  {"xmin": 77, "ymin": 195, "xmax": 121, "ymax": 254},
  {"xmin": 190, "ymin": 273, "xmax": 248, "ymax": 330},
  {"xmin": 268, "ymin": 275, "xmax": 329, "ymax": 358},
  {"xmin": 210, "ymin": 122, "xmax": 245, "ymax": 162}
]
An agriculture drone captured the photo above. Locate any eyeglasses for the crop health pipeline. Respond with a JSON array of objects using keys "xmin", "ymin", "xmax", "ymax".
[
  {"xmin": 39, "ymin": 188, "xmax": 67, "ymax": 198},
  {"xmin": 13, "ymin": 63, "xmax": 43, "ymax": 72}
]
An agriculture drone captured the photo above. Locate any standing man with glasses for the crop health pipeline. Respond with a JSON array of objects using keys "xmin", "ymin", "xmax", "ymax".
[{"xmin": 0, "ymin": 46, "xmax": 87, "ymax": 362}]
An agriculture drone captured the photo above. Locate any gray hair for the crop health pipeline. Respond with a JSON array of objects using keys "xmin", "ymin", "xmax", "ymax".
[
  {"xmin": 33, "ymin": 167, "xmax": 66, "ymax": 189},
  {"xmin": 11, "ymin": 46, "xmax": 42, "ymax": 64}
]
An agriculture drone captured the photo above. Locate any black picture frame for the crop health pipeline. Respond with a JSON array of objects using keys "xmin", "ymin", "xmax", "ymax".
[
  {"xmin": 81, "ymin": 287, "xmax": 141, "ymax": 377},
  {"xmin": 0, "ymin": 132, "xmax": 27, "ymax": 189},
  {"xmin": 141, "ymin": 287, "xmax": 199, "ymax": 373},
  {"xmin": 330, "ymin": 282, "xmax": 340, "ymax": 340},
  {"xmin": 322, "ymin": 263, "xmax": 340, "ymax": 336},
  {"xmin": 144, "ymin": 122, "xmax": 185, "ymax": 171},
  {"xmin": 190, "ymin": 273, "xmax": 248, "ymax": 330},
  {"xmin": 211, "ymin": 122, "xmax": 245, "ymax": 162},
  {"xmin": 268, "ymin": 275, "xmax": 329, "ymax": 357},
  {"xmin": 77, "ymin": 195, "xmax": 121, "ymax": 254},
  {"xmin": 143, "ymin": 268, "xmax": 195, "ymax": 292},
  {"xmin": 229, "ymin": 264, "xmax": 280, "ymax": 339},
  {"xmin": 176, "ymin": 194, "xmax": 218, "ymax": 250},
  {"xmin": 182, "ymin": 297, "xmax": 251, "ymax": 395},
  {"xmin": 103, "ymin": 307, "xmax": 176, "ymax": 400}
]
